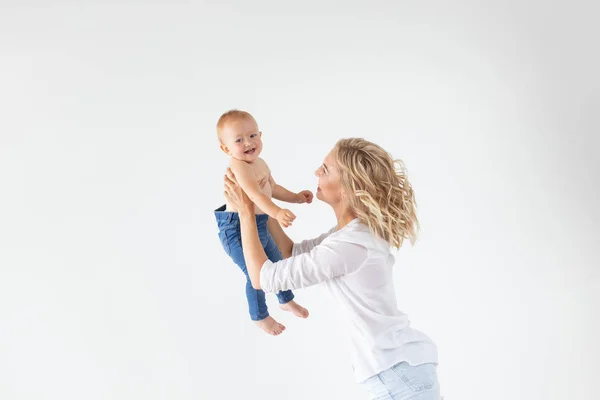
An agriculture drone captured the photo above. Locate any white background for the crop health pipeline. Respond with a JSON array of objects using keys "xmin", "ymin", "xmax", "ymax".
[{"xmin": 1, "ymin": 1, "xmax": 598, "ymax": 399}]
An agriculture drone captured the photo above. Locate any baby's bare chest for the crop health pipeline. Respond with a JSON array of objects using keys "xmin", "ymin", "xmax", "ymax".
[{"xmin": 253, "ymin": 162, "xmax": 271, "ymax": 189}]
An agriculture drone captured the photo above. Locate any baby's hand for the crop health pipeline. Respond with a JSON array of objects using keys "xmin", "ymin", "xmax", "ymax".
[
  {"xmin": 296, "ymin": 190, "xmax": 313, "ymax": 204},
  {"xmin": 276, "ymin": 208, "xmax": 296, "ymax": 228}
]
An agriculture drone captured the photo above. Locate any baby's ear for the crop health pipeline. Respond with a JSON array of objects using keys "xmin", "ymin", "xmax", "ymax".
[{"xmin": 220, "ymin": 143, "xmax": 230, "ymax": 155}]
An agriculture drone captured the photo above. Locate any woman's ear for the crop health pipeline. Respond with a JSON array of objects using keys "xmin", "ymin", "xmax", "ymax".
[{"xmin": 341, "ymin": 190, "xmax": 349, "ymax": 202}]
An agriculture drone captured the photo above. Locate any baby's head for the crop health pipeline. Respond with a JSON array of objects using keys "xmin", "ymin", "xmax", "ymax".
[{"xmin": 217, "ymin": 109, "xmax": 263, "ymax": 162}]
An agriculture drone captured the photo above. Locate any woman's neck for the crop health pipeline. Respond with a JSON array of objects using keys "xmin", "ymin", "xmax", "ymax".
[{"xmin": 333, "ymin": 205, "xmax": 356, "ymax": 231}]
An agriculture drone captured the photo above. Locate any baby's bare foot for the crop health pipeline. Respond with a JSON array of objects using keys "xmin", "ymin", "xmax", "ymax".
[
  {"xmin": 254, "ymin": 316, "xmax": 286, "ymax": 336},
  {"xmin": 280, "ymin": 300, "xmax": 309, "ymax": 319}
]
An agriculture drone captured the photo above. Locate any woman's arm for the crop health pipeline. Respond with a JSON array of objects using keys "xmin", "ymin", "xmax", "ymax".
[
  {"xmin": 240, "ymin": 204, "xmax": 366, "ymax": 291},
  {"xmin": 238, "ymin": 209, "xmax": 269, "ymax": 289},
  {"xmin": 223, "ymin": 167, "xmax": 273, "ymax": 289},
  {"xmin": 267, "ymin": 216, "xmax": 293, "ymax": 258},
  {"xmin": 259, "ymin": 238, "xmax": 368, "ymax": 292}
]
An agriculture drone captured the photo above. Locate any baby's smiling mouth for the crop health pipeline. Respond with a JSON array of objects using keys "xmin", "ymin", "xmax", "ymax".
[{"xmin": 244, "ymin": 148, "xmax": 256, "ymax": 154}]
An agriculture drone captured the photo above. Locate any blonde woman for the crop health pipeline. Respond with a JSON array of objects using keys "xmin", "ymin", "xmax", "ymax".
[{"xmin": 223, "ymin": 138, "xmax": 440, "ymax": 399}]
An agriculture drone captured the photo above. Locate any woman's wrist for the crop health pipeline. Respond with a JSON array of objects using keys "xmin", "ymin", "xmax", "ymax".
[{"xmin": 238, "ymin": 204, "xmax": 255, "ymax": 218}]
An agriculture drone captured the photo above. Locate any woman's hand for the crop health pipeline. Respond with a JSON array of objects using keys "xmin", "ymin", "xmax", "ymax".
[{"xmin": 224, "ymin": 168, "xmax": 254, "ymax": 214}]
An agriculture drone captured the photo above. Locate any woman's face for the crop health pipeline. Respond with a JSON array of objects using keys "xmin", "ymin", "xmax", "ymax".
[{"xmin": 314, "ymin": 149, "xmax": 344, "ymax": 205}]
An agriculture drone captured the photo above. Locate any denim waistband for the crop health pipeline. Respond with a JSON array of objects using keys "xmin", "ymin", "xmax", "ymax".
[{"xmin": 214, "ymin": 204, "xmax": 269, "ymax": 229}]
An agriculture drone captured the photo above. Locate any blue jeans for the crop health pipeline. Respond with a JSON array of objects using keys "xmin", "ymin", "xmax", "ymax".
[
  {"xmin": 215, "ymin": 205, "xmax": 294, "ymax": 321},
  {"xmin": 361, "ymin": 362, "xmax": 441, "ymax": 400}
]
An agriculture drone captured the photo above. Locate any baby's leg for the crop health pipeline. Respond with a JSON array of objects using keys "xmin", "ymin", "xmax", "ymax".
[
  {"xmin": 243, "ymin": 274, "xmax": 285, "ymax": 335},
  {"xmin": 264, "ymin": 232, "xmax": 309, "ymax": 319},
  {"xmin": 243, "ymin": 275, "xmax": 268, "ymax": 321},
  {"xmin": 223, "ymin": 229, "xmax": 286, "ymax": 335}
]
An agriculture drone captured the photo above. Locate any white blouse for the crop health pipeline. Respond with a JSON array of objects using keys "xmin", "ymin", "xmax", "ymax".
[{"xmin": 260, "ymin": 219, "xmax": 438, "ymax": 382}]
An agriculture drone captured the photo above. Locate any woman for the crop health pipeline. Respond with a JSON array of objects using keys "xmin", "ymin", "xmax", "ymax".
[{"xmin": 223, "ymin": 138, "xmax": 441, "ymax": 400}]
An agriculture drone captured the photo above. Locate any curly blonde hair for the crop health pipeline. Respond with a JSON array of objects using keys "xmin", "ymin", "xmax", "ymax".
[{"xmin": 334, "ymin": 138, "xmax": 419, "ymax": 249}]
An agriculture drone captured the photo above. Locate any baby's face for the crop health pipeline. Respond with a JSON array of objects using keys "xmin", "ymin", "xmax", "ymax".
[{"xmin": 220, "ymin": 117, "xmax": 263, "ymax": 162}]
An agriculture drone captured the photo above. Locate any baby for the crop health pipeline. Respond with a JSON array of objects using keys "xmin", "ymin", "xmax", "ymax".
[{"xmin": 214, "ymin": 109, "xmax": 312, "ymax": 335}]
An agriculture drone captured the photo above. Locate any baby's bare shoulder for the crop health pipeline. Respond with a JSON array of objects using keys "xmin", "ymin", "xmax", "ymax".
[
  {"xmin": 229, "ymin": 157, "xmax": 248, "ymax": 170},
  {"xmin": 255, "ymin": 157, "xmax": 271, "ymax": 171}
]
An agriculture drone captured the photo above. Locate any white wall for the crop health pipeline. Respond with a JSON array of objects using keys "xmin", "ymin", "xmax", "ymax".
[{"xmin": 1, "ymin": 1, "xmax": 598, "ymax": 399}]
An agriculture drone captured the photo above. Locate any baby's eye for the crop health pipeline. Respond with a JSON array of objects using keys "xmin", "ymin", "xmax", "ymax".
[
  {"xmin": 250, "ymin": 134, "xmax": 257, "ymax": 138},
  {"xmin": 235, "ymin": 138, "xmax": 242, "ymax": 143}
]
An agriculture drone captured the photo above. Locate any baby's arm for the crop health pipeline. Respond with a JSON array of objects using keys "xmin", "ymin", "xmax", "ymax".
[
  {"xmin": 270, "ymin": 175, "xmax": 301, "ymax": 203},
  {"xmin": 270, "ymin": 175, "xmax": 314, "ymax": 205},
  {"xmin": 230, "ymin": 158, "xmax": 280, "ymax": 217},
  {"xmin": 230, "ymin": 159, "xmax": 296, "ymax": 227}
]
